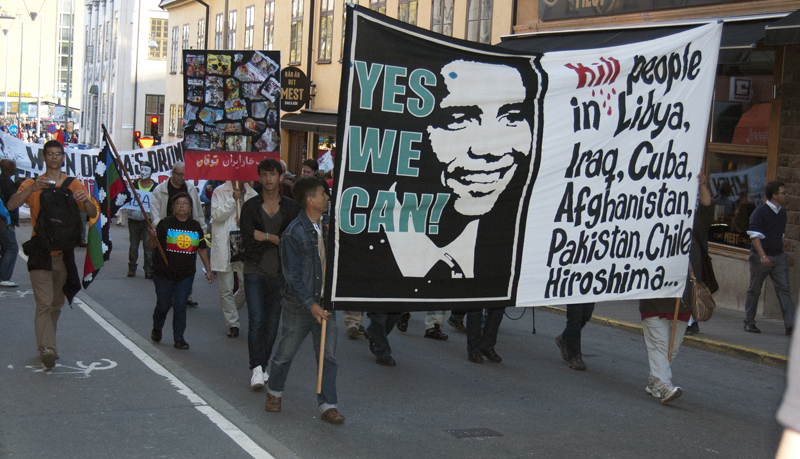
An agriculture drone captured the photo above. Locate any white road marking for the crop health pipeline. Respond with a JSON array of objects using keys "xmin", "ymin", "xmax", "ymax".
[
  {"xmin": 16, "ymin": 250, "xmax": 275, "ymax": 459},
  {"xmin": 75, "ymin": 296, "xmax": 275, "ymax": 459},
  {"xmin": 26, "ymin": 358, "xmax": 118, "ymax": 377}
]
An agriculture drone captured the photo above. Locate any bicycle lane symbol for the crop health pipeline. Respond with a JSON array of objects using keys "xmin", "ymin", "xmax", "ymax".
[{"xmin": 26, "ymin": 359, "xmax": 118, "ymax": 377}]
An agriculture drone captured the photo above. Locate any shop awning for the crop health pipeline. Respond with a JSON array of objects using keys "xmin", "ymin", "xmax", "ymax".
[
  {"xmin": 281, "ymin": 111, "xmax": 338, "ymax": 135},
  {"xmin": 765, "ymin": 10, "xmax": 800, "ymax": 46},
  {"xmin": 499, "ymin": 17, "xmax": 782, "ymax": 53}
]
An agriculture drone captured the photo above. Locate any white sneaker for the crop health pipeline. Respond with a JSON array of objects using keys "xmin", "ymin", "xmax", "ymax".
[
  {"xmin": 263, "ymin": 369, "xmax": 269, "ymax": 384},
  {"xmin": 251, "ymin": 366, "xmax": 264, "ymax": 389},
  {"xmin": 660, "ymin": 385, "xmax": 683, "ymax": 404},
  {"xmin": 0, "ymin": 280, "xmax": 18, "ymax": 287}
]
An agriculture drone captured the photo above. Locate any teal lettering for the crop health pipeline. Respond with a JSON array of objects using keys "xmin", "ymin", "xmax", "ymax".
[
  {"xmin": 396, "ymin": 131, "xmax": 422, "ymax": 177},
  {"xmin": 348, "ymin": 125, "xmax": 396, "ymax": 174},
  {"xmin": 339, "ymin": 187, "xmax": 369, "ymax": 234},
  {"xmin": 407, "ymin": 69, "xmax": 436, "ymax": 117},
  {"xmin": 398, "ymin": 193, "xmax": 433, "ymax": 233},
  {"xmin": 382, "ymin": 65, "xmax": 406, "ymax": 114},
  {"xmin": 369, "ymin": 190, "xmax": 396, "ymax": 233},
  {"xmin": 355, "ymin": 60, "xmax": 384, "ymax": 110}
]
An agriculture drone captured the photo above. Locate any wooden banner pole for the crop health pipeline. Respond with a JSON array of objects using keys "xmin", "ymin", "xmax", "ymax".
[
  {"xmin": 668, "ymin": 297, "xmax": 681, "ymax": 362},
  {"xmin": 101, "ymin": 125, "xmax": 168, "ymax": 265},
  {"xmin": 317, "ymin": 319, "xmax": 327, "ymax": 394}
]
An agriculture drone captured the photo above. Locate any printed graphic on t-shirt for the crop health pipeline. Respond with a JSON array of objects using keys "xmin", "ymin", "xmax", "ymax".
[{"xmin": 167, "ymin": 229, "xmax": 200, "ymax": 253}]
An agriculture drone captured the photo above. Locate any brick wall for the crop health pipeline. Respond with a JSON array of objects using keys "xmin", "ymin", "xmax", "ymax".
[{"xmin": 777, "ymin": 45, "xmax": 800, "ymax": 266}]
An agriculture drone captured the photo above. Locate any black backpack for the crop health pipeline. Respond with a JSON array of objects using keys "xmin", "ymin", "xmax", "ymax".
[{"xmin": 34, "ymin": 177, "xmax": 84, "ymax": 251}]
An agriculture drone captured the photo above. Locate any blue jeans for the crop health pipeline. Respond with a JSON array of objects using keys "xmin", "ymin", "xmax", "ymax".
[
  {"xmin": 267, "ymin": 302, "xmax": 339, "ymax": 408},
  {"xmin": 244, "ymin": 273, "xmax": 284, "ymax": 371},
  {"xmin": 0, "ymin": 221, "xmax": 18, "ymax": 281},
  {"xmin": 744, "ymin": 250, "xmax": 795, "ymax": 328},
  {"xmin": 466, "ymin": 307, "xmax": 505, "ymax": 354},
  {"xmin": 366, "ymin": 312, "xmax": 401, "ymax": 359},
  {"xmin": 152, "ymin": 275, "xmax": 194, "ymax": 342}
]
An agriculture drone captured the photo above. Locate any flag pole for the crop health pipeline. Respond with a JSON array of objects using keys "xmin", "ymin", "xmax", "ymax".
[
  {"xmin": 668, "ymin": 297, "xmax": 681, "ymax": 362},
  {"xmin": 101, "ymin": 125, "xmax": 168, "ymax": 265},
  {"xmin": 317, "ymin": 319, "xmax": 327, "ymax": 394}
]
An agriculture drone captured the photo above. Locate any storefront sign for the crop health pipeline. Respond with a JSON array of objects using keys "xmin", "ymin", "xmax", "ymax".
[
  {"xmin": 539, "ymin": 0, "xmax": 742, "ymax": 21},
  {"xmin": 280, "ymin": 67, "xmax": 310, "ymax": 112}
]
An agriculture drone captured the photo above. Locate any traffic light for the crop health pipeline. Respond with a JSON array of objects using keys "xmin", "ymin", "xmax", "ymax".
[{"xmin": 149, "ymin": 116, "xmax": 161, "ymax": 145}]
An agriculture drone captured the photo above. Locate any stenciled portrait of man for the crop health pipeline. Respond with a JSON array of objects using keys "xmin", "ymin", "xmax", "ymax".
[{"xmin": 330, "ymin": 13, "xmax": 545, "ymax": 308}]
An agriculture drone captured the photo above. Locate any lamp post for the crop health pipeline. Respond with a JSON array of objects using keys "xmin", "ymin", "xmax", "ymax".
[
  {"xmin": 30, "ymin": 10, "xmax": 42, "ymax": 137},
  {"xmin": 0, "ymin": 13, "xmax": 15, "ymax": 125}
]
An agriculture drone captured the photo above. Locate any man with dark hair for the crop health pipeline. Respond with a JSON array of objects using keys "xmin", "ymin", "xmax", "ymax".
[
  {"xmin": 301, "ymin": 158, "xmax": 330, "ymax": 196},
  {"xmin": 0, "ymin": 158, "xmax": 19, "ymax": 287},
  {"xmin": 7, "ymin": 140, "xmax": 97, "ymax": 369},
  {"xmin": 240, "ymin": 159, "xmax": 299, "ymax": 389},
  {"xmin": 744, "ymin": 180, "xmax": 795, "ymax": 335},
  {"xmin": 127, "ymin": 161, "xmax": 157, "ymax": 278},
  {"xmin": 265, "ymin": 176, "xmax": 343, "ymax": 424}
]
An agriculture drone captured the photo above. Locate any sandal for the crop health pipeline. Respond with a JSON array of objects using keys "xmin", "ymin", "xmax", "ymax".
[{"xmin": 173, "ymin": 340, "xmax": 190, "ymax": 350}]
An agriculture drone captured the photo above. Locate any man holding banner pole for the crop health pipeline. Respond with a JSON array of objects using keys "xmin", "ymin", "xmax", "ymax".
[{"xmin": 266, "ymin": 176, "xmax": 343, "ymax": 424}]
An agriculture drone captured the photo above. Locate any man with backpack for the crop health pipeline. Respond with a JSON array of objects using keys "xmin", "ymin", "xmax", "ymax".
[{"xmin": 7, "ymin": 140, "xmax": 97, "ymax": 370}]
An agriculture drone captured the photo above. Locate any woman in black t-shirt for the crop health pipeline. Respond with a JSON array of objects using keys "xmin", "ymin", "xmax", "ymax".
[{"xmin": 147, "ymin": 192, "xmax": 214, "ymax": 349}]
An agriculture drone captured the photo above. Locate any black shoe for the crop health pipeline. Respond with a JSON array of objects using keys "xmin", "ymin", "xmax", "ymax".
[
  {"xmin": 174, "ymin": 340, "xmax": 190, "ymax": 350},
  {"xmin": 744, "ymin": 323, "xmax": 761, "ymax": 333},
  {"xmin": 144, "ymin": 272, "xmax": 153, "ymax": 280},
  {"xmin": 347, "ymin": 327, "xmax": 359, "ymax": 339},
  {"xmin": 685, "ymin": 322, "xmax": 699, "ymax": 336},
  {"xmin": 468, "ymin": 351, "xmax": 483, "ymax": 364},
  {"xmin": 787, "ymin": 326, "xmax": 794, "ymax": 336},
  {"xmin": 227, "ymin": 326, "xmax": 239, "ymax": 338},
  {"xmin": 447, "ymin": 316, "xmax": 466, "ymax": 333},
  {"xmin": 187, "ymin": 300, "xmax": 199, "ymax": 307},
  {"xmin": 482, "ymin": 349, "xmax": 502, "ymax": 363},
  {"xmin": 396, "ymin": 312, "xmax": 410, "ymax": 333},
  {"xmin": 151, "ymin": 328, "xmax": 162, "ymax": 343},
  {"xmin": 376, "ymin": 356, "xmax": 396, "ymax": 366},
  {"xmin": 358, "ymin": 324, "xmax": 366, "ymax": 334},
  {"xmin": 424, "ymin": 323, "xmax": 449, "ymax": 340},
  {"xmin": 368, "ymin": 338, "xmax": 376, "ymax": 356}
]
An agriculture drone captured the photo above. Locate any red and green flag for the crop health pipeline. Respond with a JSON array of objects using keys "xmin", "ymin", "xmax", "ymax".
[{"xmin": 83, "ymin": 128, "xmax": 131, "ymax": 289}]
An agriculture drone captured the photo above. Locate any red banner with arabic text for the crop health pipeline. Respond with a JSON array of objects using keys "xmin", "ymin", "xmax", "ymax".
[{"xmin": 185, "ymin": 150, "xmax": 279, "ymax": 181}]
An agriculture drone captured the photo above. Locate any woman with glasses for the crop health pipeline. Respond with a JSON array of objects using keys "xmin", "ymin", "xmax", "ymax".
[{"xmin": 147, "ymin": 192, "xmax": 214, "ymax": 349}]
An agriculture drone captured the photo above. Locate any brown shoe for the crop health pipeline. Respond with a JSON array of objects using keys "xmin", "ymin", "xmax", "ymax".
[
  {"xmin": 321, "ymin": 408, "xmax": 345, "ymax": 424},
  {"xmin": 265, "ymin": 393, "xmax": 282, "ymax": 412},
  {"xmin": 568, "ymin": 355, "xmax": 587, "ymax": 371}
]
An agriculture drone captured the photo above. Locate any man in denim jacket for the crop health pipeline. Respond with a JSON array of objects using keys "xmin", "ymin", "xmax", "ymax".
[{"xmin": 265, "ymin": 176, "xmax": 343, "ymax": 424}]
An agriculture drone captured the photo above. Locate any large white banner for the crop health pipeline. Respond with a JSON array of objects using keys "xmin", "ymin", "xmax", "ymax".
[{"xmin": 330, "ymin": 7, "xmax": 720, "ymax": 310}]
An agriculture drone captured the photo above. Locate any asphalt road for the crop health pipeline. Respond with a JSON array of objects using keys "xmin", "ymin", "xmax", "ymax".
[{"xmin": 0, "ymin": 223, "xmax": 787, "ymax": 458}]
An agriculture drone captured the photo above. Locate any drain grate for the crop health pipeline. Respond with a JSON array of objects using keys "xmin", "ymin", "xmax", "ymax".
[{"xmin": 445, "ymin": 428, "xmax": 503, "ymax": 439}]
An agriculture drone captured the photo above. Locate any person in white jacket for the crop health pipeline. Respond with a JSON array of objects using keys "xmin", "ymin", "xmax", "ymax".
[{"xmin": 211, "ymin": 181, "xmax": 257, "ymax": 337}]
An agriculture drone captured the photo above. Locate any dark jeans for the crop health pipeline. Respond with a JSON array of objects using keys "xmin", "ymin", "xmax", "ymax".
[
  {"xmin": 128, "ymin": 219, "xmax": 153, "ymax": 274},
  {"xmin": 366, "ymin": 312, "xmax": 401, "ymax": 359},
  {"xmin": 152, "ymin": 275, "xmax": 194, "ymax": 342},
  {"xmin": 561, "ymin": 303, "xmax": 595, "ymax": 358},
  {"xmin": 466, "ymin": 307, "xmax": 505, "ymax": 353},
  {"xmin": 0, "ymin": 221, "xmax": 18, "ymax": 281},
  {"xmin": 244, "ymin": 273, "xmax": 284, "ymax": 371},
  {"xmin": 744, "ymin": 250, "xmax": 795, "ymax": 328}
]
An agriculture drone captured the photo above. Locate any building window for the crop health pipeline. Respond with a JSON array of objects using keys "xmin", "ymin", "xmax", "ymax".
[
  {"xmin": 369, "ymin": 0, "xmax": 386, "ymax": 14},
  {"xmin": 398, "ymin": 0, "xmax": 417, "ymax": 25},
  {"xmin": 318, "ymin": 0, "xmax": 334, "ymax": 62},
  {"xmin": 168, "ymin": 104, "xmax": 176, "ymax": 136},
  {"xmin": 183, "ymin": 24, "xmax": 190, "ymax": 49},
  {"xmin": 145, "ymin": 95, "xmax": 165, "ymax": 136},
  {"xmin": 149, "ymin": 18, "xmax": 169, "ymax": 59},
  {"xmin": 466, "ymin": 0, "xmax": 492, "ymax": 44},
  {"xmin": 170, "ymin": 26, "xmax": 179, "ymax": 73},
  {"xmin": 177, "ymin": 105, "xmax": 184, "ymax": 137},
  {"xmin": 197, "ymin": 18, "xmax": 205, "ymax": 49},
  {"xmin": 215, "ymin": 14, "xmax": 223, "ymax": 50},
  {"xmin": 104, "ymin": 20, "xmax": 110, "ymax": 60},
  {"xmin": 56, "ymin": 0, "xmax": 75, "ymax": 98},
  {"xmin": 264, "ymin": 0, "xmax": 275, "ymax": 50},
  {"xmin": 431, "ymin": 0, "xmax": 453, "ymax": 36},
  {"xmin": 96, "ymin": 24, "xmax": 101, "ymax": 62},
  {"xmin": 706, "ymin": 49, "xmax": 776, "ymax": 251},
  {"xmin": 244, "ymin": 6, "xmax": 255, "ymax": 50},
  {"xmin": 290, "ymin": 0, "xmax": 303, "ymax": 64},
  {"xmin": 228, "ymin": 10, "xmax": 237, "ymax": 49}
]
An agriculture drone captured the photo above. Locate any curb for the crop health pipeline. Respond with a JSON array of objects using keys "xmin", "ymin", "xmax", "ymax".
[{"xmin": 539, "ymin": 306, "xmax": 787, "ymax": 370}]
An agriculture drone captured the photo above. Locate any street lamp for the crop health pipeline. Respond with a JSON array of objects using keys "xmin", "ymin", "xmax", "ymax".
[
  {"xmin": 0, "ymin": 13, "xmax": 14, "ymax": 123},
  {"xmin": 30, "ymin": 9, "xmax": 43, "ymax": 137}
]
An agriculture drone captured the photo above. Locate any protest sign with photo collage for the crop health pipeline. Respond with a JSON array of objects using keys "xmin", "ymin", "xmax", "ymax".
[{"xmin": 182, "ymin": 50, "xmax": 281, "ymax": 181}]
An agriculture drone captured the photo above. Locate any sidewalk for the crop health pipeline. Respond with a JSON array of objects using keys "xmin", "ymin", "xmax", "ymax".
[{"xmin": 542, "ymin": 300, "xmax": 792, "ymax": 368}]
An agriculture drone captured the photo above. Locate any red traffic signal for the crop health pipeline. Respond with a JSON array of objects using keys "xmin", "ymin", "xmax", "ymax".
[
  {"xmin": 149, "ymin": 116, "xmax": 160, "ymax": 137},
  {"xmin": 134, "ymin": 130, "xmax": 141, "ymax": 138}
]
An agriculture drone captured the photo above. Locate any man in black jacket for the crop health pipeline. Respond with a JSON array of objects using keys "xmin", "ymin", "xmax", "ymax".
[{"xmin": 240, "ymin": 159, "xmax": 300, "ymax": 389}]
